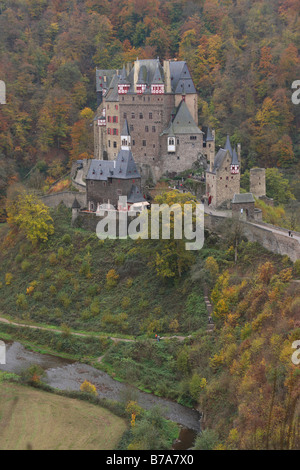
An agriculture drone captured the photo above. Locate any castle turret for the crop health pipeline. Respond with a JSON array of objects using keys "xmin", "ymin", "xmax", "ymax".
[{"xmin": 72, "ymin": 198, "xmax": 81, "ymax": 226}]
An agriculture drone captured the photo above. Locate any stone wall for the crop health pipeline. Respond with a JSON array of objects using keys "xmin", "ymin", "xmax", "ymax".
[
  {"xmin": 204, "ymin": 213, "xmax": 300, "ymax": 262},
  {"xmin": 41, "ymin": 191, "xmax": 87, "ymax": 209}
]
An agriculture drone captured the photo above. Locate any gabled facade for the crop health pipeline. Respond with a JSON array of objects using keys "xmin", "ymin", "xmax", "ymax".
[{"xmin": 87, "ymin": 121, "xmax": 145, "ymax": 210}]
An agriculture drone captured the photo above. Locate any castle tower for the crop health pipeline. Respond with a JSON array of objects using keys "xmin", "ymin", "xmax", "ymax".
[
  {"xmin": 206, "ymin": 127, "xmax": 215, "ymax": 172},
  {"xmin": 71, "ymin": 198, "xmax": 81, "ymax": 226},
  {"xmin": 250, "ymin": 168, "xmax": 266, "ymax": 198}
]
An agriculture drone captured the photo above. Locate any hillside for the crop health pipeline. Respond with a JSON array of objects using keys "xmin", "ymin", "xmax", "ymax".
[{"xmin": 0, "ymin": 204, "xmax": 299, "ymax": 449}]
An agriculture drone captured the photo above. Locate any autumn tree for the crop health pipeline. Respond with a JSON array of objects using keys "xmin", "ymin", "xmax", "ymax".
[{"xmin": 7, "ymin": 193, "xmax": 54, "ymax": 244}]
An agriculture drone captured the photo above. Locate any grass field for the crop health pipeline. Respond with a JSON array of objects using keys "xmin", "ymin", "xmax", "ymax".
[{"xmin": 0, "ymin": 382, "xmax": 127, "ymax": 450}]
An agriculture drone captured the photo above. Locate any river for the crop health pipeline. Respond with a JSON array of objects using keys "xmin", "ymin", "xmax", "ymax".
[{"xmin": 0, "ymin": 341, "xmax": 200, "ymax": 448}]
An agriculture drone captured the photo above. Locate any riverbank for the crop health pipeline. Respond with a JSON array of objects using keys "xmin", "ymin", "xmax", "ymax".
[{"xmin": 0, "ymin": 341, "xmax": 201, "ymax": 433}]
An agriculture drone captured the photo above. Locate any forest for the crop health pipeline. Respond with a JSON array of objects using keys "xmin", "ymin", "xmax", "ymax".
[{"xmin": 0, "ymin": 0, "xmax": 300, "ymax": 215}]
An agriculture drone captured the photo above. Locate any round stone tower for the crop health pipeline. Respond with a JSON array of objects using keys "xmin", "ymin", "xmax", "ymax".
[{"xmin": 250, "ymin": 168, "xmax": 266, "ymax": 198}]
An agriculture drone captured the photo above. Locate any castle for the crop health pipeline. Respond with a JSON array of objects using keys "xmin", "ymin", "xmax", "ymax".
[
  {"xmin": 94, "ymin": 58, "xmax": 214, "ymax": 183},
  {"xmin": 71, "ymin": 58, "xmax": 268, "ymax": 213}
]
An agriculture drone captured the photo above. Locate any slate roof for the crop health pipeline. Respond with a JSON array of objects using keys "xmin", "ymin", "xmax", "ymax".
[
  {"xmin": 203, "ymin": 126, "xmax": 214, "ymax": 142},
  {"xmin": 127, "ymin": 185, "xmax": 145, "ymax": 203},
  {"xmin": 121, "ymin": 119, "xmax": 130, "ymax": 136},
  {"xmin": 86, "ymin": 160, "xmax": 115, "ymax": 181},
  {"xmin": 96, "ymin": 68, "xmax": 117, "ymax": 93},
  {"xmin": 72, "ymin": 197, "xmax": 81, "ymax": 209},
  {"xmin": 104, "ymin": 73, "xmax": 120, "ymax": 102},
  {"xmin": 96, "ymin": 59, "xmax": 196, "ymax": 97},
  {"xmin": 232, "ymin": 147, "xmax": 239, "ymax": 165},
  {"xmin": 169, "ymin": 61, "xmax": 196, "ymax": 94},
  {"xmin": 161, "ymin": 100, "xmax": 203, "ymax": 136},
  {"xmin": 212, "ymin": 148, "xmax": 231, "ymax": 172},
  {"xmin": 224, "ymin": 134, "xmax": 233, "ymax": 157},
  {"xmin": 152, "ymin": 59, "xmax": 164, "ymax": 84},
  {"xmin": 86, "ymin": 149, "xmax": 140, "ymax": 181},
  {"xmin": 232, "ymin": 193, "xmax": 255, "ymax": 204}
]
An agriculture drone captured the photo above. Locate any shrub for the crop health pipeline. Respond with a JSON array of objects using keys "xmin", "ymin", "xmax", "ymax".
[
  {"xmin": 80, "ymin": 380, "xmax": 97, "ymax": 396},
  {"xmin": 21, "ymin": 260, "xmax": 31, "ymax": 272},
  {"xmin": 49, "ymin": 253, "xmax": 57, "ymax": 265},
  {"xmin": 5, "ymin": 273, "xmax": 13, "ymax": 285},
  {"xmin": 106, "ymin": 269, "xmax": 119, "ymax": 288},
  {"xmin": 122, "ymin": 296, "xmax": 131, "ymax": 309},
  {"xmin": 16, "ymin": 294, "xmax": 28, "ymax": 310},
  {"xmin": 33, "ymin": 291, "xmax": 43, "ymax": 301},
  {"xmin": 62, "ymin": 234, "xmax": 71, "ymax": 245}
]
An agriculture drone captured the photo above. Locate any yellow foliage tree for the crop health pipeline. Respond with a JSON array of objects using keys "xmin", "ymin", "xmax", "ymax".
[{"xmin": 7, "ymin": 193, "xmax": 54, "ymax": 244}]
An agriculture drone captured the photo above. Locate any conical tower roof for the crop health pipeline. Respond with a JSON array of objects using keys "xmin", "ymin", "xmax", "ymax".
[
  {"xmin": 121, "ymin": 119, "xmax": 130, "ymax": 136},
  {"xmin": 224, "ymin": 134, "xmax": 233, "ymax": 156}
]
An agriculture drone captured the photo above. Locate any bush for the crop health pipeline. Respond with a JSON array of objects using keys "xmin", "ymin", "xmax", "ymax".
[
  {"xmin": 16, "ymin": 294, "xmax": 28, "ymax": 310},
  {"xmin": 21, "ymin": 260, "xmax": 31, "ymax": 272},
  {"xmin": 80, "ymin": 380, "xmax": 98, "ymax": 396},
  {"xmin": 62, "ymin": 234, "xmax": 71, "ymax": 244},
  {"xmin": 106, "ymin": 269, "xmax": 119, "ymax": 289}
]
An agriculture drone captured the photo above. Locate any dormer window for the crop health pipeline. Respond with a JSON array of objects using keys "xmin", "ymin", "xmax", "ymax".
[
  {"xmin": 136, "ymin": 84, "xmax": 146, "ymax": 94},
  {"xmin": 118, "ymin": 83, "xmax": 130, "ymax": 94},
  {"xmin": 151, "ymin": 84, "xmax": 164, "ymax": 94}
]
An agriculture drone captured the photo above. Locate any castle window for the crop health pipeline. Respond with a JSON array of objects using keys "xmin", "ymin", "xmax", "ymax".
[
  {"xmin": 113, "ymin": 141, "xmax": 117, "ymax": 148},
  {"xmin": 145, "ymin": 126, "xmax": 149, "ymax": 132},
  {"xmin": 152, "ymin": 126, "xmax": 156, "ymax": 132},
  {"xmin": 209, "ymin": 144, "xmax": 211, "ymax": 148},
  {"xmin": 132, "ymin": 97, "xmax": 135, "ymax": 101},
  {"xmin": 149, "ymin": 112, "xmax": 153, "ymax": 119},
  {"xmin": 107, "ymin": 128, "xmax": 111, "ymax": 135},
  {"xmin": 130, "ymin": 125, "xmax": 134, "ymax": 131},
  {"xmin": 113, "ymin": 128, "xmax": 118, "ymax": 135},
  {"xmin": 177, "ymin": 139, "xmax": 179, "ymax": 144},
  {"xmin": 115, "ymin": 105, "xmax": 118, "ymax": 110},
  {"xmin": 139, "ymin": 113, "xmax": 143, "ymax": 119},
  {"xmin": 143, "ymin": 140, "xmax": 146, "ymax": 146},
  {"xmin": 123, "ymin": 113, "xmax": 127, "ymax": 118},
  {"xmin": 131, "ymin": 113, "xmax": 135, "ymax": 119},
  {"xmin": 108, "ymin": 140, "xmax": 111, "ymax": 147},
  {"xmin": 177, "ymin": 156, "xmax": 180, "ymax": 160},
  {"xmin": 168, "ymin": 137, "xmax": 175, "ymax": 153},
  {"xmin": 132, "ymin": 140, "xmax": 135, "ymax": 145},
  {"xmin": 190, "ymin": 136, "xmax": 197, "ymax": 140},
  {"xmin": 113, "ymin": 116, "xmax": 118, "ymax": 123},
  {"xmin": 108, "ymin": 116, "xmax": 111, "ymax": 123}
]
